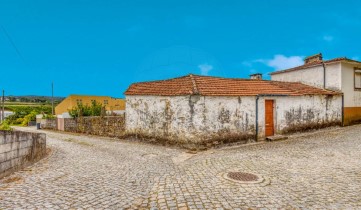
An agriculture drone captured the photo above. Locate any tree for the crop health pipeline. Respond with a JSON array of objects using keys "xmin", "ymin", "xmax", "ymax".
[{"xmin": 68, "ymin": 101, "xmax": 105, "ymax": 118}]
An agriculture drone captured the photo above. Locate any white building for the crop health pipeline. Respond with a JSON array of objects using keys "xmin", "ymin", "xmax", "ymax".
[
  {"xmin": 125, "ymin": 74, "xmax": 342, "ymax": 146},
  {"xmin": 1, "ymin": 111, "xmax": 14, "ymax": 120},
  {"xmin": 270, "ymin": 53, "xmax": 361, "ymax": 125}
]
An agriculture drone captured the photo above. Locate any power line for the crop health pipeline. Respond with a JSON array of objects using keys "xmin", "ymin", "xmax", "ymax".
[{"xmin": 1, "ymin": 25, "xmax": 26, "ymax": 62}]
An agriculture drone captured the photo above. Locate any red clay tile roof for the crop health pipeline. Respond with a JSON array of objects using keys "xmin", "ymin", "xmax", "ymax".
[
  {"xmin": 125, "ymin": 74, "xmax": 341, "ymax": 96},
  {"xmin": 270, "ymin": 57, "xmax": 361, "ymax": 75}
]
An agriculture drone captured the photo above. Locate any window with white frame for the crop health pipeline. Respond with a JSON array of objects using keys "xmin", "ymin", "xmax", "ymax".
[{"xmin": 355, "ymin": 68, "xmax": 361, "ymax": 89}]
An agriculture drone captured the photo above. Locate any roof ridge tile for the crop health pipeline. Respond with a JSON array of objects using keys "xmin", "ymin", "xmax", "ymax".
[{"xmin": 189, "ymin": 74, "xmax": 199, "ymax": 95}]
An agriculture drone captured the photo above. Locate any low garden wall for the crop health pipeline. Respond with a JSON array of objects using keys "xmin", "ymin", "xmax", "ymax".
[
  {"xmin": 41, "ymin": 116, "xmax": 126, "ymax": 138},
  {"xmin": 64, "ymin": 118, "xmax": 77, "ymax": 132},
  {"xmin": 40, "ymin": 119, "xmax": 57, "ymax": 130},
  {"xmin": 73, "ymin": 116, "xmax": 125, "ymax": 137},
  {"xmin": 0, "ymin": 130, "xmax": 46, "ymax": 178}
]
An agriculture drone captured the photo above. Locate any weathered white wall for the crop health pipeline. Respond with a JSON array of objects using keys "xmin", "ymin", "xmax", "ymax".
[
  {"xmin": 341, "ymin": 62, "xmax": 361, "ymax": 107},
  {"xmin": 126, "ymin": 94, "xmax": 342, "ymax": 144},
  {"xmin": 271, "ymin": 63, "xmax": 342, "ymax": 91},
  {"xmin": 126, "ymin": 95, "xmax": 256, "ymax": 144},
  {"xmin": 257, "ymin": 95, "xmax": 342, "ymax": 134}
]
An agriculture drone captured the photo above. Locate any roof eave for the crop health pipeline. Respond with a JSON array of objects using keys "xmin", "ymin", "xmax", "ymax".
[
  {"xmin": 270, "ymin": 59, "xmax": 361, "ymax": 75},
  {"xmin": 270, "ymin": 61, "xmax": 329, "ymax": 75}
]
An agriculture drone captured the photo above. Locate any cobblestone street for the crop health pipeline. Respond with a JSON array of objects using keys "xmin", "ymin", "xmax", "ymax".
[{"xmin": 1, "ymin": 125, "xmax": 361, "ymax": 209}]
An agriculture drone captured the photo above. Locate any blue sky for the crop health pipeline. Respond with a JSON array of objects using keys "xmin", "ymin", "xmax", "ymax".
[{"xmin": 0, "ymin": 0, "xmax": 360, "ymax": 97}]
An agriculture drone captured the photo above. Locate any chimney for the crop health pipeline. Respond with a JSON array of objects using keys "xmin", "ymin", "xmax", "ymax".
[
  {"xmin": 250, "ymin": 73, "xmax": 262, "ymax": 80},
  {"xmin": 304, "ymin": 53, "xmax": 323, "ymax": 64}
]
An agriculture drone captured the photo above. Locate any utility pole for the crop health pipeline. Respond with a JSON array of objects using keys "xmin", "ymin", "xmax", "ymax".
[
  {"xmin": 51, "ymin": 82, "xmax": 54, "ymax": 115},
  {"xmin": 1, "ymin": 90, "xmax": 4, "ymax": 123}
]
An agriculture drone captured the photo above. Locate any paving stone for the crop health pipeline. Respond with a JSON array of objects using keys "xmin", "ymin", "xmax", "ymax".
[{"xmin": 0, "ymin": 126, "xmax": 360, "ymax": 209}]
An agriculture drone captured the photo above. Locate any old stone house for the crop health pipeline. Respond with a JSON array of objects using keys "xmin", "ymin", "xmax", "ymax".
[
  {"xmin": 125, "ymin": 74, "xmax": 341, "ymax": 146},
  {"xmin": 270, "ymin": 53, "xmax": 361, "ymax": 125}
]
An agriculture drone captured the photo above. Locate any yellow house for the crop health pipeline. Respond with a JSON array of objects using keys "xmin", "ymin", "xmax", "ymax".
[{"xmin": 55, "ymin": 95, "xmax": 125, "ymax": 115}]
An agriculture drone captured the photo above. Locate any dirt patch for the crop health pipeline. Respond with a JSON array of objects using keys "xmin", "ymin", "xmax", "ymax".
[
  {"xmin": 198, "ymin": 132, "xmax": 255, "ymax": 149},
  {"xmin": 63, "ymin": 138, "xmax": 94, "ymax": 146},
  {"xmin": 46, "ymin": 148, "xmax": 52, "ymax": 156},
  {"xmin": 281, "ymin": 121, "xmax": 342, "ymax": 134},
  {"xmin": 2, "ymin": 176, "xmax": 23, "ymax": 184},
  {"xmin": 123, "ymin": 131, "xmax": 255, "ymax": 150}
]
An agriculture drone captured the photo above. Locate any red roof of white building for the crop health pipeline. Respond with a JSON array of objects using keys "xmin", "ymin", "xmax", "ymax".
[
  {"xmin": 270, "ymin": 57, "xmax": 361, "ymax": 75},
  {"xmin": 125, "ymin": 74, "xmax": 341, "ymax": 96}
]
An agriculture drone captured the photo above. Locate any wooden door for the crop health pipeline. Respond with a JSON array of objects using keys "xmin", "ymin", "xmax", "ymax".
[{"xmin": 265, "ymin": 100, "xmax": 274, "ymax": 137}]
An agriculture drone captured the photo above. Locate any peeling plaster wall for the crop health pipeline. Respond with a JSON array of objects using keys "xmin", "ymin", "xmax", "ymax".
[
  {"xmin": 257, "ymin": 95, "xmax": 342, "ymax": 135},
  {"xmin": 270, "ymin": 62, "xmax": 361, "ymax": 125},
  {"xmin": 126, "ymin": 95, "xmax": 256, "ymax": 144},
  {"xmin": 126, "ymin": 94, "xmax": 342, "ymax": 144},
  {"xmin": 271, "ymin": 63, "xmax": 342, "ymax": 91}
]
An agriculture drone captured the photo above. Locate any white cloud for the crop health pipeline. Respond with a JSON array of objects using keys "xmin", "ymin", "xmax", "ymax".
[
  {"xmin": 198, "ymin": 63, "xmax": 213, "ymax": 75},
  {"xmin": 241, "ymin": 54, "xmax": 304, "ymax": 72},
  {"xmin": 265, "ymin": 55, "xmax": 304, "ymax": 70},
  {"xmin": 323, "ymin": 35, "xmax": 334, "ymax": 42}
]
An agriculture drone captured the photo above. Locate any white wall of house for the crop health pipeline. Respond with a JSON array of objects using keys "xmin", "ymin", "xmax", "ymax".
[
  {"xmin": 271, "ymin": 62, "xmax": 342, "ymax": 91},
  {"xmin": 126, "ymin": 95, "xmax": 256, "ymax": 144},
  {"xmin": 126, "ymin": 94, "xmax": 342, "ymax": 143},
  {"xmin": 258, "ymin": 95, "xmax": 341, "ymax": 133},
  {"xmin": 341, "ymin": 62, "xmax": 361, "ymax": 107}
]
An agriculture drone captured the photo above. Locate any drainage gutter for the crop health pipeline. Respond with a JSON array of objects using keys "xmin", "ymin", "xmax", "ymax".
[
  {"xmin": 322, "ymin": 61, "xmax": 327, "ymax": 89},
  {"xmin": 341, "ymin": 93, "xmax": 344, "ymax": 126}
]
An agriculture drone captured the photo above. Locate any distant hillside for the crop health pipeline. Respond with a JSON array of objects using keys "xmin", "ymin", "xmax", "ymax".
[{"xmin": 4, "ymin": 95, "xmax": 65, "ymax": 104}]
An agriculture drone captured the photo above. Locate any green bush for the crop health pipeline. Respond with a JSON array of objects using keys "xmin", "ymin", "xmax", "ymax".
[
  {"xmin": 15, "ymin": 118, "xmax": 24, "ymax": 125},
  {"xmin": 5, "ymin": 105, "xmax": 52, "ymax": 125},
  {"xmin": 0, "ymin": 121, "xmax": 12, "ymax": 131},
  {"xmin": 42, "ymin": 114, "xmax": 56, "ymax": 119},
  {"xmin": 21, "ymin": 111, "xmax": 38, "ymax": 126},
  {"xmin": 69, "ymin": 101, "xmax": 105, "ymax": 118}
]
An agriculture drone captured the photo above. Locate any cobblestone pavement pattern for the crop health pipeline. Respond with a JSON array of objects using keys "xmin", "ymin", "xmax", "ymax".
[{"xmin": 1, "ymin": 125, "xmax": 361, "ymax": 209}]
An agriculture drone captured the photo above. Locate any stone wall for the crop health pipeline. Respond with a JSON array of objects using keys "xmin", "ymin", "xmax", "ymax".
[
  {"xmin": 0, "ymin": 130, "xmax": 46, "ymax": 178},
  {"xmin": 40, "ymin": 119, "xmax": 57, "ymax": 130},
  {"xmin": 40, "ymin": 116, "xmax": 126, "ymax": 138},
  {"xmin": 64, "ymin": 118, "xmax": 77, "ymax": 132},
  {"xmin": 64, "ymin": 116, "xmax": 125, "ymax": 137}
]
